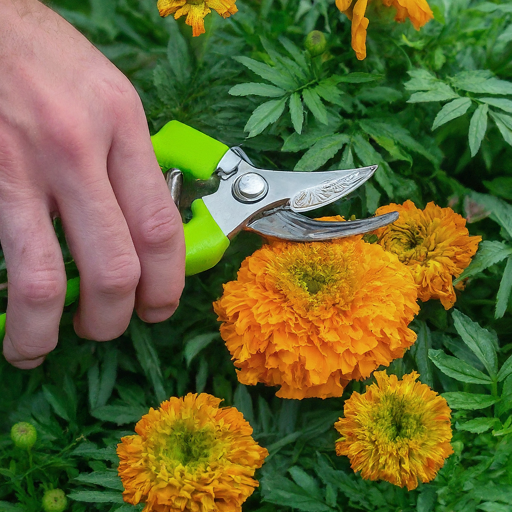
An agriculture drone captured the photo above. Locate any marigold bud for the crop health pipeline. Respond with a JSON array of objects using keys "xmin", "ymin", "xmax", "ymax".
[
  {"xmin": 305, "ymin": 30, "xmax": 327, "ymax": 56},
  {"xmin": 10, "ymin": 422, "xmax": 37, "ymax": 450},
  {"xmin": 42, "ymin": 489, "xmax": 67, "ymax": 512}
]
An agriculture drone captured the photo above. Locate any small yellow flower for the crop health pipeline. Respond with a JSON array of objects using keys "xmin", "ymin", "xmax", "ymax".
[
  {"xmin": 336, "ymin": 0, "xmax": 434, "ymax": 60},
  {"xmin": 214, "ymin": 224, "xmax": 419, "ymax": 400},
  {"xmin": 335, "ymin": 371, "xmax": 453, "ymax": 490},
  {"xmin": 117, "ymin": 393, "xmax": 268, "ymax": 512},
  {"xmin": 374, "ymin": 200, "xmax": 481, "ymax": 309},
  {"xmin": 157, "ymin": 0, "xmax": 237, "ymax": 37}
]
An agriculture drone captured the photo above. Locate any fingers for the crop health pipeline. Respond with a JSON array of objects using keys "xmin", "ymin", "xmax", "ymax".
[
  {"xmin": 56, "ymin": 161, "xmax": 141, "ymax": 341},
  {"xmin": 0, "ymin": 198, "xmax": 67, "ymax": 369},
  {"xmin": 106, "ymin": 105, "xmax": 185, "ymax": 324}
]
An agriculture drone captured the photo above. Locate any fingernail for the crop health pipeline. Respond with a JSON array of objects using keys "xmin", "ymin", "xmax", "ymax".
[{"xmin": 138, "ymin": 303, "xmax": 178, "ymax": 323}]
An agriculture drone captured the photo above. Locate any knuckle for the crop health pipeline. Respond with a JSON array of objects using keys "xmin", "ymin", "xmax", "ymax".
[
  {"xmin": 11, "ymin": 340, "xmax": 55, "ymax": 361},
  {"xmin": 102, "ymin": 78, "xmax": 144, "ymax": 120},
  {"xmin": 14, "ymin": 269, "xmax": 66, "ymax": 306},
  {"xmin": 95, "ymin": 256, "xmax": 141, "ymax": 297},
  {"xmin": 139, "ymin": 205, "xmax": 182, "ymax": 251}
]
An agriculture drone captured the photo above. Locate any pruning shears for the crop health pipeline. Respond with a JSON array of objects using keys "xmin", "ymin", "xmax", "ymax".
[
  {"xmin": 0, "ymin": 121, "xmax": 398, "ymax": 340},
  {"xmin": 153, "ymin": 120, "xmax": 398, "ymax": 275}
]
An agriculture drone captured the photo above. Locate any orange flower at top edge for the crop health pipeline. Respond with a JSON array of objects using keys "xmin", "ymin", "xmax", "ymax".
[
  {"xmin": 214, "ymin": 221, "xmax": 419, "ymax": 400},
  {"xmin": 335, "ymin": 371, "xmax": 453, "ymax": 490},
  {"xmin": 373, "ymin": 200, "xmax": 481, "ymax": 310},
  {"xmin": 158, "ymin": 0, "xmax": 237, "ymax": 37},
  {"xmin": 117, "ymin": 393, "xmax": 268, "ymax": 512},
  {"xmin": 336, "ymin": 0, "xmax": 434, "ymax": 60}
]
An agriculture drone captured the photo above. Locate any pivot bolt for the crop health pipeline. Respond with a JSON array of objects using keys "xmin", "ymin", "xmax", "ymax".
[{"xmin": 233, "ymin": 173, "xmax": 268, "ymax": 203}]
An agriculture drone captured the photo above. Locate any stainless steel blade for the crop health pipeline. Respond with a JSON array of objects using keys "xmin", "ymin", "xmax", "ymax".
[{"xmin": 246, "ymin": 209, "xmax": 399, "ymax": 241}]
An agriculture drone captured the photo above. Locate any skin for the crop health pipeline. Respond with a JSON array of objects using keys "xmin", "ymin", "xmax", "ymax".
[{"xmin": 0, "ymin": 0, "xmax": 186, "ymax": 369}]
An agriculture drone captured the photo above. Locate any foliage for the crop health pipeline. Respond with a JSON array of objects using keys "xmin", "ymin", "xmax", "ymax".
[{"xmin": 1, "ymin": 0, "xmax": 512, "ymax": 511}]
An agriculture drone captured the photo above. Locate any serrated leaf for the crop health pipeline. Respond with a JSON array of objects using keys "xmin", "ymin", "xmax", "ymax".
[
  {"xmin": 480, "ymin": 97, "xmax": 512, "ymax": 113},
  {"xmin": 429, "ymin": 349, "xmax": 492, "ymax": 384},
  {"xmin": 244, "ymin": 98, "xmax": 287, "ymax": 138},
  {"xmin": 166, "ymin": 25, "xmax": 190, "ymax": 84},
  {"xmin": 42, "ymin": 384, "xmax": 71, "ymax": 422},
  {"xmin": 289, "ymin": 467, "xmax": 322, "ymax": 500},
  {"xmin": 408, "ymin": 86, "xmax": 459, "ymax": 103},
  {"xmin": 497, "ymin": 375, "xmax": 512, "ymax": 416},
  {"xmin": 484, "ymin": 177, "xmax": 512, "ymax": 201},
  {"xmin": 233, "ymin": 385, "xmax": 254, "ymax": 425},
  {"xmin": 229, "ymin": 83, "xmax": 286, "ymax": 97},
  {"xmin": 491, "ymin": 110, "xmax": 512, "ymax": 146},
  {"xmin": 452, "ymin": 310, "xmax": 498, "ymax": 378},
  {"xmin": 279, "ymin": 37, "xmax": 308, "ymax": 69},
  {"xmin": 432, "ymin": 97, "xmax": 472, "ymax": 130},
  {"xmin": 130, "ymin": 318, "xmax": 166, "ymax": 403},
  {"xmin": 451, "ymin": 72, "xmax": 512, "ymax": 95},
  {"xmin": 442, "ymin": 392, "xmax": 499, "ymax": 410},
  {"xmin": 478, "ymin": 503, "xmax": 512, "ymax": 512},
  {"xmin": 470, "ymin": 191, "xmax": 512, "ymax": 239},
  {"xmin": 234, "ymin": 56, "xmax": 296, "ymax": 90},
  {"xmin": 314, "ymin": 80, "xmax": 346, "ymax": 106},
  {"xmin": 74, "ymin": 471, "xmax": 124, "ymax": 491},
  {"xmin": 67, "ymin": 491, "xmax": 124, "ymax": 504},
  {"xmin": 496, "ymin": 257, "xmax": 512, "ymax": 319},
  {"xmin": 497, "ymin": 354, "xmax": 512, "ymax": 382},
  {"xmin": 294, "ymin": 134, "xmax": 349, "ymax": 172},
  {"xmin": 289, "ymin": 93, "xmax": 304, "ymax": 134},
  {"xmin": 184, "ymin": 332, "xmax": 219, "ymax": 366},
  {"xmin": 302, "ymin": 88, "xmax": 328, "ymax": 125},
  {"xmin": 72, "ymin": 442, "xmax": 118, "ymax": 463},
  {"xmin": 405, "ymin": 69, "xmax": 440, "ymax": 91},
  {"xmin": 456, "ymin": 241, "xmax": 512, "ymax": 283},
  {"xmin": 469, "ymin": 104, "xmax": 488, "ymax": 156},
  {"xmin": 457, "ymin": 417, "xmax": 498, "ymax": 434}
]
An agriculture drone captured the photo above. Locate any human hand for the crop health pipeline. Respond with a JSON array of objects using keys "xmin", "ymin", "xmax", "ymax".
[{"xmin": 0, "ymin": 0, "xmax": 185, "ymax": 369}]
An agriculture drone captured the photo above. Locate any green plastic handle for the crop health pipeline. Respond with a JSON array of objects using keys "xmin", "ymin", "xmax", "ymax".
[{"xmin": 0, "ymin": 122, "xmax": 231, "ymax": 342}]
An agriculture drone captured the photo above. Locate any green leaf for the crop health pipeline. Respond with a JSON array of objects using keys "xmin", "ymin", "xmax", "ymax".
[
  {"xmin": 451, "ymin": 71, "xmax": 512, "ymax": 95},
  {"xmin": 432, "ymin": 97, "xmax": 472, "ymax": 130},
  {"xmin": 166, "ymin": 26, "xmax": 190, "ymax": 84},
  {"xmin": 456, "ymin": 241, "xmax": 512, "ymax": 283},
  {"xmin": 289, "ymin": 92, "xmax": 304, "ymax": 134},
  {"xmin": 67, "ymin": 491, "xmax": 124, "ymax": 504},
  {"xmin": 497, "ymin": 354, "xmax": 512, "ymax": 382},
  {"xmin": 484, "ymin": 177, "xmax": 512, "ymax": 201},
  {"xmin": 91, "ymin": 405, "xmax": 147, "ymax": 425},
  {"xmin": 244, "ymin": 98, "xmax": 287, "ymax": 138},
  {"xmin": 88, "ymin": 344, "xmax": 118, "ymax": 410},
  {"xmin": 478, "ymin": 504, "xmax": 512, "ymax": 512},
  {"xmin": 130, "ymin": 318, "xmax": 166, "ymax": 403},
  {"xmin": 470, "ymin": 192, "xmax": 512, "ymax": 239},
  {"xmin": 457, "ymin": 417, "xmax": 499, "ymax": 434},
  {"xmin": 442, "ymin": 392, "xmax": 499, "ymax": 410},
  {"xmin": 278, "ymin": 37, "xmax": 308, "ymax": 69},
  {"xmin": 491, "ymin": 110, "xmax": 512, "ymax": 146},
  {"xmin": 74, "ymin": 471, "xmax": 124, "ymax": 491},
  {"xmin": 294, "ymin": 134, "xmax": 349, "ymax": 172},
  {"xmin": 496, "ymin": 257, "xmax": 512, "ymax": 319},
  {"xmin": 480, "ymin": 97, "xmax": 512, "ymax": 114},
  {"xmin": 234, "ymin": 56, "xmax": 296, "ymax": 90},
  {"xmin": 334, "ymin": 72, "xmax": 382, "ymax": 83},
  {"xmin": 233, "ymin": 385, "xmax": 254, "ymax": 425},
  {"xmin": 469, "ymin": 104, "xmax": 488, "ymax": 157},
  {"xmin": 262, "ymin": 474, "xmax": 334, "ymax": 512},
  {"xmin": 408, "ymin": 86, "xmax": 459, "ymax": 103},
  {"xmin": 497, "ymin": 375, "xmax": 512, "ymax": 416},
  {"xmin": 302, "ymin": 88, "xmax": 328, "ymax": 125},
  {"xmin": 405, "ymin": 69, "xmax": 440, "ymax": 91},
  {"xmin": 410, "ymin": 322, "xmax": 433, "ymax": 386},
  {"xmin": 183, "ymin": 332, "xmax": 219, "ymax": 366},
  {"xmin": 42, "ymin": 384, "xmax": 71, "ymax": 422},
  {"xmin": 0, "ymin": 502, "xmax": 25, "ymax": 511},
  {"xmin": 282, "ymin": 127, "xmax": 337, "ymax": 152},
  {"xmin": 229, "ymin": 83, "xmax": 286, "ymax": 97},
  {"xmin": 289, "ymin": 467, "xmax": 322, "ymax": 500},
  {"xmin": 452, "ymin": 310, "xmax": 498, "ymax": 378},
  {"xmin": 473, "ymin": 485, "xmax": 512, "ymax": 504},
  {"xmin": 71, "ymin": 442, "xmax": 118, "ymax": 463},
  {"xmin": 429, "ymin": 349, "xmax": 493, "ymax": 384},
  {"xmin": 315, "ymin": 80, "xmax": 348, "ymax": 107}
]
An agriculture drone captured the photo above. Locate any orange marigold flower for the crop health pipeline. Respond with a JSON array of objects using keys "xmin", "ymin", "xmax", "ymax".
[
  {"xmin": 157, "ymin": 0, "xmax": 237, "ymax": 37},
  {"xmin": 374, "ymin": 200, "xmax": 481, "ymax": 310},
  {"xmin": 213, "ymin": 228, "xmax": 419, "ymax": 399},
  {"xmin": 335, "ymin": 370, "xmax": 453, "ymax": 490},
  {"xmin": 336, "ymin": 0, "xmax": 433, "ymax": 60},
  {"xmin": 117, "ymin": 393, "xmax": 268, "ymax": 512}
]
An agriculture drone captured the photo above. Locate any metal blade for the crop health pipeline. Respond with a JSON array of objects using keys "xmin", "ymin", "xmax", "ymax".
[{"xmin": 246, "ymin": 209, "xmax": 399, "ymax": 241}]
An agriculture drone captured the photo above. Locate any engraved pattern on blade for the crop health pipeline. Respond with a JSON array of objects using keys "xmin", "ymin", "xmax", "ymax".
[{"xmin": 290, "ymin": 172, "xmax": 361, "ymax": 211}]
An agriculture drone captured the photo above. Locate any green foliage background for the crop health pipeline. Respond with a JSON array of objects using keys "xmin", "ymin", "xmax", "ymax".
[{"xmin": 1, "ymin": 0, "xmax": 512, "ymax": 511}]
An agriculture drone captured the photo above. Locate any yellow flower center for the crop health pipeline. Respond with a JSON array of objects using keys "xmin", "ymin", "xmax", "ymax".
[
  {"xmin": 381, "ymin": 224, "xmax": 427, "ymax": 264},
  {"xmin": 372, "ymin": 392, "xmax": 425, "ymax": 442},
  {"xmin": 151, "ymin": 420, "xmax": 216, "ymax": 469},
  {"xmin": 187, "ymin": 0, "xmax": 205, "ymax": 4},
  {"xmin": 268, "ymin": 243, "xmax": 359, "ymax": 315}
]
